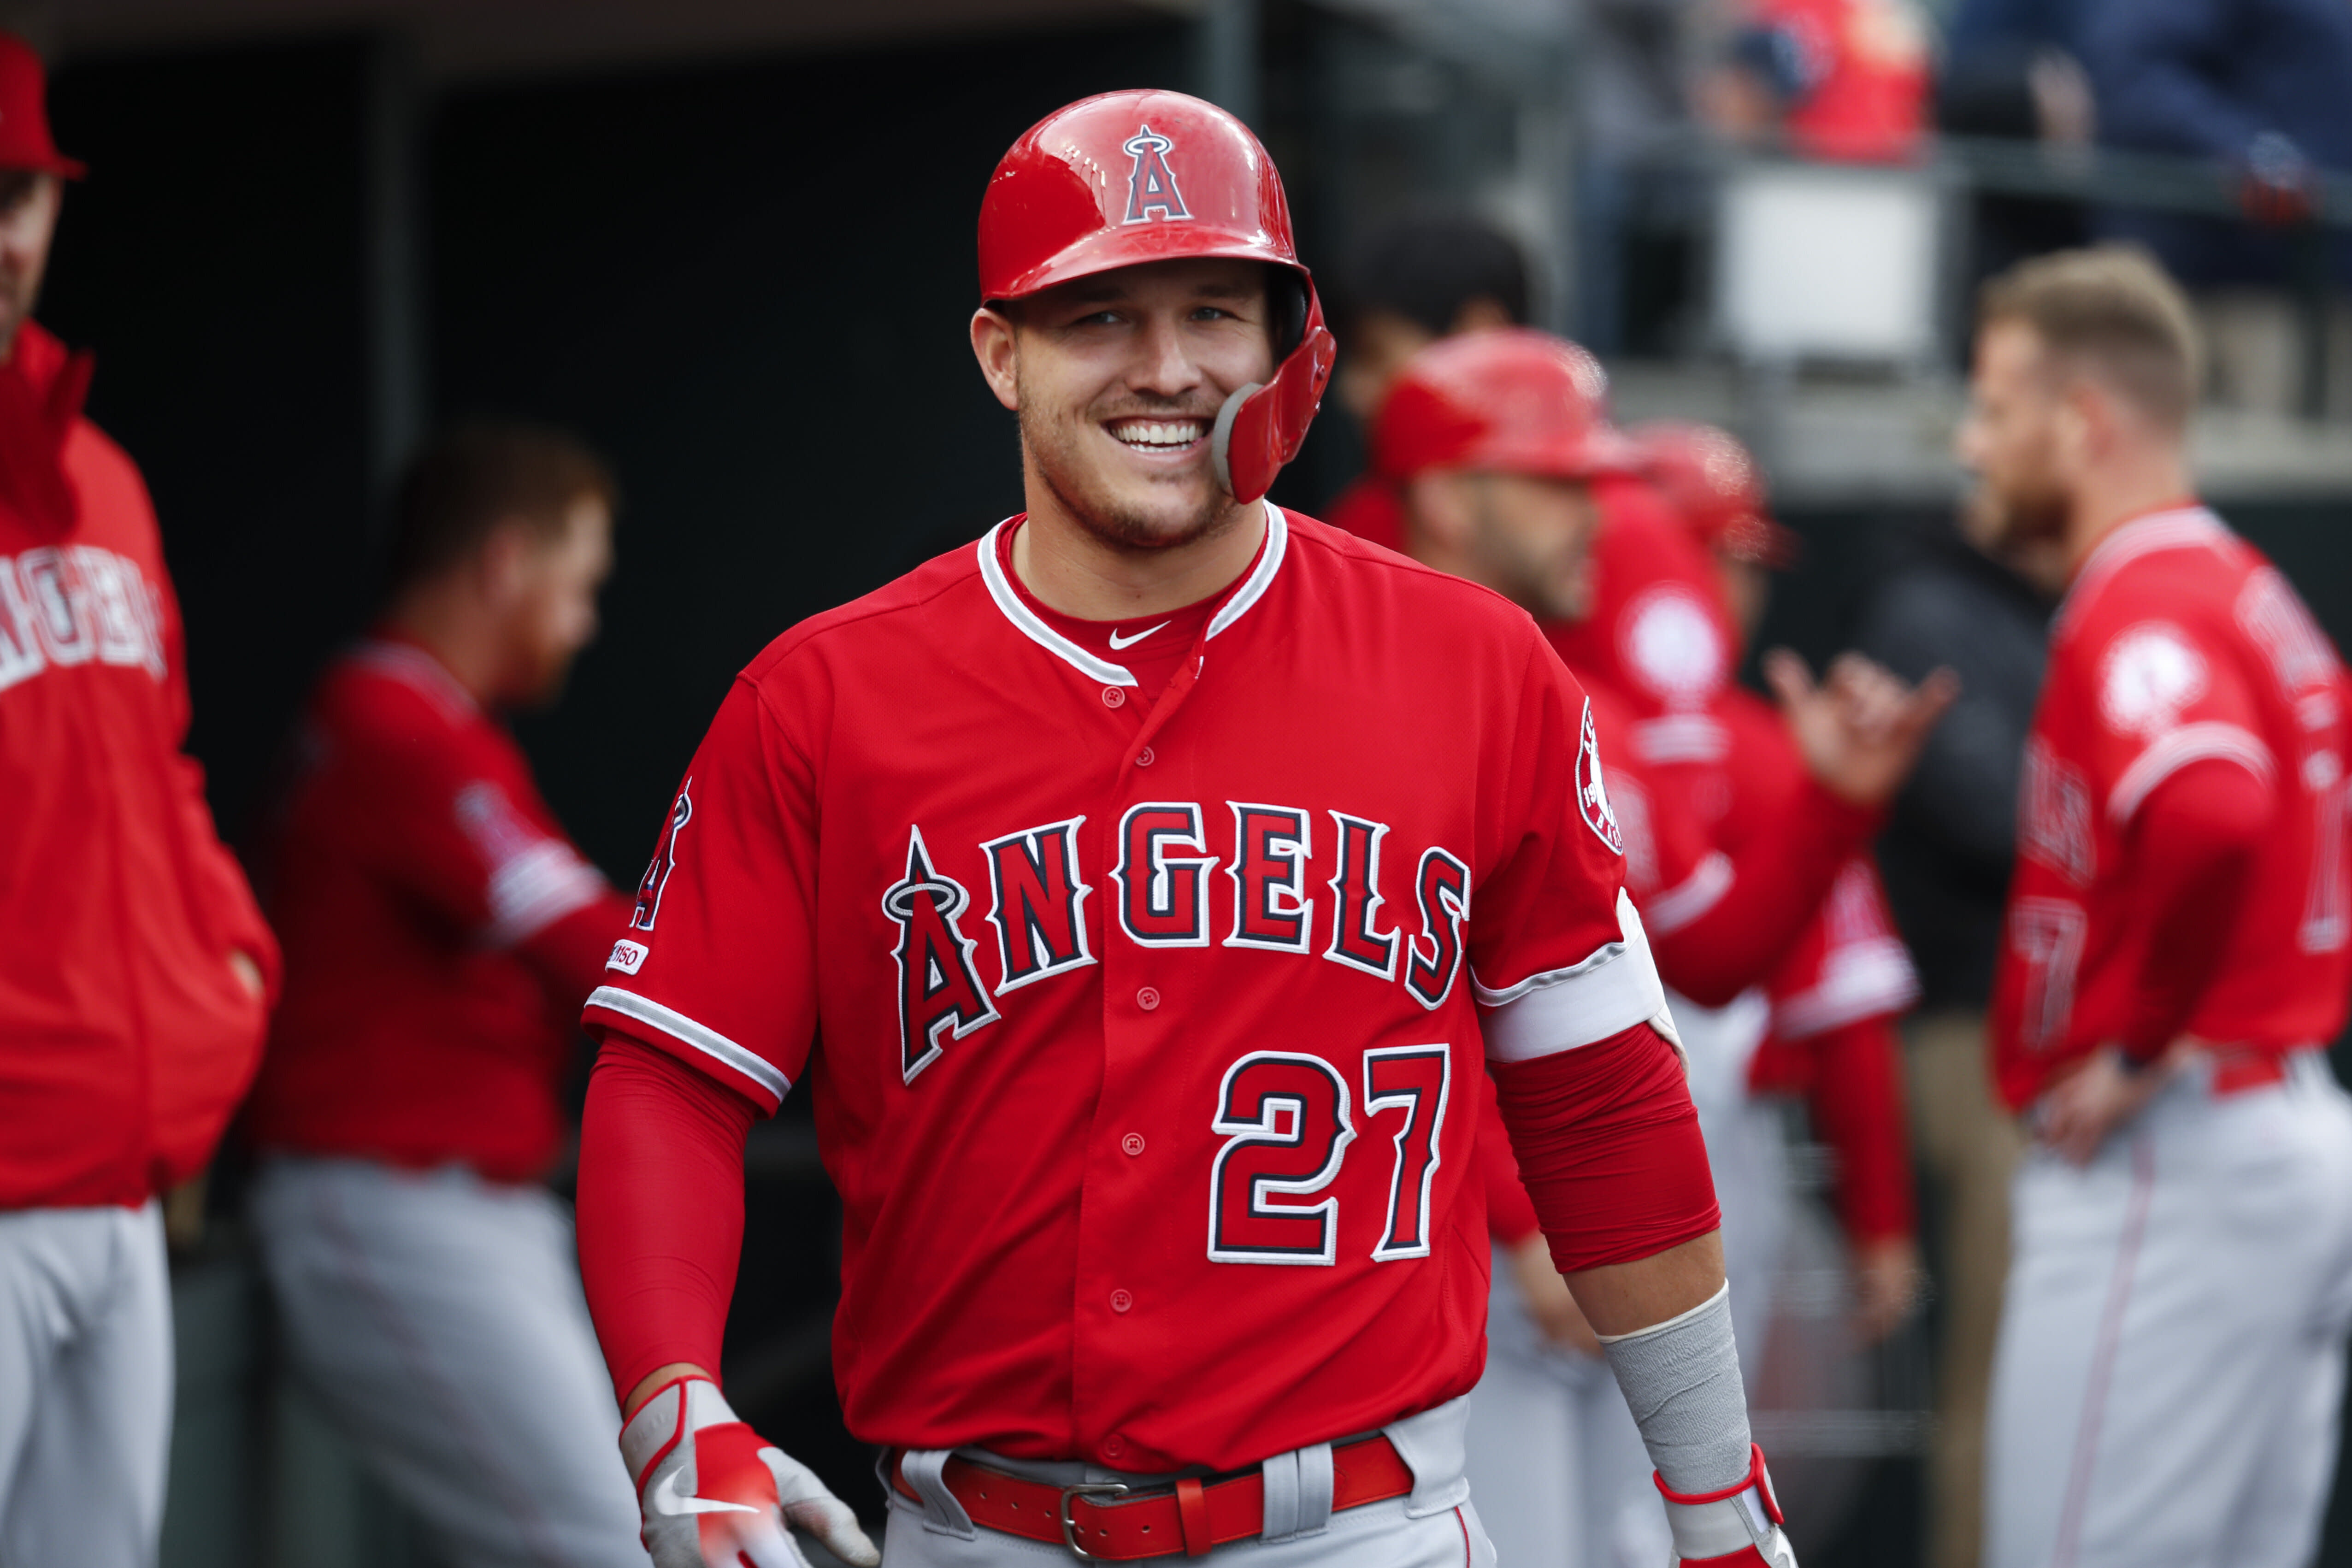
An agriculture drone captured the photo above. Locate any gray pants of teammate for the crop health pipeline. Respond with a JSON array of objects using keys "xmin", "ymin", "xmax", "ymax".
[
  {"xmin": 0, "ymin": 1201, "xmax": 171, "ymax": 1568},
  {"xmin": 879, "ymin": 1397, "xmax": 1495, "ymax": 1567},
  {"xmin": 1464, "ymin": 989, "xmax": 1780, "ymax": 1568},
  {"xmin": 251, "ymin": 1157, "xmax": 645, "ymax": 1568},
  {"xmin": 1463, "ymin": 1250, "xmax": 1665, "ymax": 1568},
  {"xmin": 1986, "ymin": 1053, "xmax": 2352, "ymax": 1568}
]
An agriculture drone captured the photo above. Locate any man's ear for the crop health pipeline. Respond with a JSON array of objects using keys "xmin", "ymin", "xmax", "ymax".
[
  {"xmin": 971, "ymin": 307, "xmax": 1022, "ymax": 412},
  {"xmin": 476, "ymin": 518, "xmax": 537, "ymax": 604},
  {"xmin": 1448, "ymin": 295, "xmax": 1514, "ymax": 335},
  {"xmin": 1404, "ymin": 472, "xmax": 1474, "ymax": 552}
]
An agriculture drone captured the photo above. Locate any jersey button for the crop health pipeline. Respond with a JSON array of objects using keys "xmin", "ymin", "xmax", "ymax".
[
  {"xmin": 1136, "ymin": 746, "xmax": 1156, "ymax": 767},
  {"xmin": 1102, "ymin": 1434, "xmax": 1129, "ymax": 1459},
  {"xmin": 1102, "ymin": 685, "xmax": 1126, "ymax": 708},
  {"xmin": 1110, "ymin": 1289, "xmax": 1134, "ymax": 1314},
  {"xmin": 1136, "ymin": 986, "xmax": 1161, "ymax": 1011},
  {"xmin": 1122, "ymin": 1132, "xmax": 1146, "ymax": 1157}
]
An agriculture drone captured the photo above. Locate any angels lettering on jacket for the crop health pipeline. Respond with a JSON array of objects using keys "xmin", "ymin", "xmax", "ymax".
[{"xmin": 0, "ymin": 543, "xmax": 168, "ymax": 690}]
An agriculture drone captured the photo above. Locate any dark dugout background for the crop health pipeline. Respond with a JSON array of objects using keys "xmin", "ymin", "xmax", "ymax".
[{"xmin": 35, "ymin": 18, "xmax": 2352, "ymax": 1567}]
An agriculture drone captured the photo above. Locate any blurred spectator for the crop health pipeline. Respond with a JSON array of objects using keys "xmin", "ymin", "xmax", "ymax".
[
  {"xmin": 1572, "ymin": 0, "xmax": 1707, "ymax": 351},
  {"xmin": 1702, "ymin": 0, "xmax": 1934, "ymax": 163},
  {"xmin": 1326, "ymin": 210, "xmax": 1529, "ymax": 553},
  {"xmin": 2081, "ymin": 0, "xmax": 2352, "ymax": 414},
  {"xmin": 244, "ymin": 425, "xmax": 645, "ymax": 1568},
  {"xmin": 1850, "ymin": 507, "xmax": 2049, "ymax": 1568},
  {"xmin": 1937, "ymin": 0, "xmax": 2097, "ymax": 284}
]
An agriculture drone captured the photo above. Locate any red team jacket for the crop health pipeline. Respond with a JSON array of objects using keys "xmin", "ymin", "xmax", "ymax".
[
  {"xmin": 1991, "ymin": 507, "xmax": 2352, "ymax": 1109},
  {"xmin": 583, "ymin": 509, "xmax": 1673, "ymax": 1472},
  {"xmin": 248, "ymin": 637, "xmax": 631, "ymax": 1180},
  {"xmin": 0, "ymin": 323, "xmax": 279, "ymax": 1210}
]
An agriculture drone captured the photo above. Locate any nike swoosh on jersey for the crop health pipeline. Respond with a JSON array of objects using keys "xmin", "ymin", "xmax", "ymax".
[
  {"xmin": 1108, "ymin": 621, "xmax": 1172, "ymax": 650},
  {"xmin": 650, "ymin": 1469, "xmax": 761, "ymax": 1518}
]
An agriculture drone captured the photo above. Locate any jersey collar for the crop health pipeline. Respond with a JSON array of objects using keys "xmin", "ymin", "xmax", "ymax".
[
  {"xmin": 976, "ymin": 504, "xmax": 1290, "ymax": 687},
  {"xmin": 2057, "ymin": 502, "xmax": 2227, "ymax": 636},
  {"xmin": 348, "ymin": 636, "xmax": 480, "ymax": 721}
]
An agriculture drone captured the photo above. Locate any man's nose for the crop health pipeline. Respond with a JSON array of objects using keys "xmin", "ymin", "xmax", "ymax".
[{"xmin": 1128, "ymin": 316, "xmax": 1203, "ymax": 399}]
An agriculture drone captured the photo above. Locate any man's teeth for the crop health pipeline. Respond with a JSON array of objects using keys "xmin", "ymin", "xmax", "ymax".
[{"xmin": 1115, "ymin": 421, "xmax": 1204, "ymax": 448}]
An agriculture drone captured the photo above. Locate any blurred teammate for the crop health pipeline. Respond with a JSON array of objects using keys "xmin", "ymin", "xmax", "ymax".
[
  {"xmin": 1326, "ymin": 211, "xmax": 1530, "ymax": 554},
  {"xmin": 1962, "ymin": 247, "xmax": 2352, "ymax": 1568},
  {"xmin": 1374, "ymin": 332, "xmax": 1943, "ymax": 1568},
  {"xmin": 570, "ymin": 94, "xmax": 1850, "ymax": 1568},
  {"xmin": 0, "ymin": 36, "xmax": 280, "ymax": 1568},
  {"xmin": 245, "ymin": 425, "xmax": 643, "ymax": 1567}
]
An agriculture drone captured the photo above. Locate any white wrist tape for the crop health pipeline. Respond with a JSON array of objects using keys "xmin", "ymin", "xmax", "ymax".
[{"xmin": 1597, "ymin": 1282, "xmax": 1753, "ymax": 1495}]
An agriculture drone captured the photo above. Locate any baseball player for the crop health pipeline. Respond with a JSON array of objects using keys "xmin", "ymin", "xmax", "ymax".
[
  {"xmin": 244, "ymin": 424, "xmax": 644, "ymax": 1566},
  {"xmin": 556, "ymin": 92, "xmax": 1944, "ymax": 1568},
  {"xmin": 1368, "ymin": 336, "xmax": 1933, "ymax": 1568},
  {"xmin": 1964, "ymin": 246, "xmax": 2352, "ymax": 1568},
  {"xmin": 0, "ymin": 35, "xmax": 281, "ymax": 1567}
]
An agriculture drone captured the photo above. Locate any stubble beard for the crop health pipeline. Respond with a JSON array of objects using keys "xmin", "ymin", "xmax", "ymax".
[{"xmin": 1020, "ymin": 396, "xmax": 1242, "ymax": 557}]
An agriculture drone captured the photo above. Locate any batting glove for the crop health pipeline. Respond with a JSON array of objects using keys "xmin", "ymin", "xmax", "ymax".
[
  {"xmin": 1657, "ymin": 1444, "xmax": 1798, "ymax": 1568},
  {"xmin": 621, "ymin": 1375, "xmax": 880, "ymax": 1568}
]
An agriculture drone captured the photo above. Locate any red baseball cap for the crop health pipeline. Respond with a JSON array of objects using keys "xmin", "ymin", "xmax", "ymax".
[
  {"xmin": 0, "ymin": 35, "xmax": 81, "ymax": 179},
  {"xmin": 1371, "ymin": 328, "xmax": 1632, "ymax": 483},
  {"xmin": 1630, "ymin": 420, "xmax": 1799, "ymax": 570}
]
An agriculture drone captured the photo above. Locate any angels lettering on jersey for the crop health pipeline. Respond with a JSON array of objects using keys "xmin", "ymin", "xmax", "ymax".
[{"xmin": 868, "ymin": 803, "xmax": 1472, "ymax": 1085}]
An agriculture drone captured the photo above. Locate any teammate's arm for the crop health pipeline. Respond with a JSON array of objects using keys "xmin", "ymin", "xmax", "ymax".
[
  {"xmin": 2040, "ymin": 755, "xmax": 2274, "ymax": 1163},
  {"xmin": 1639, "ymin": 653, "xmax": 1957, "ymax": 1006}
]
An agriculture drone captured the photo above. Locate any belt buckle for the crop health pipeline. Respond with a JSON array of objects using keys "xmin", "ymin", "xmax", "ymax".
[{"xmin": 1059, "ymin": 1480, "xmax": 1130, "ymax": 1559}]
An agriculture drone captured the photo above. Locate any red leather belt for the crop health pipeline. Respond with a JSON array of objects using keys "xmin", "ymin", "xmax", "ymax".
[
  {"xmin": 890, "ymin": 1435, "xmax": 1414, "ymax": 1560},
  {"xmin": 2210, "ymin": 1048, "xmax": 2288, "ymax": 1096}
]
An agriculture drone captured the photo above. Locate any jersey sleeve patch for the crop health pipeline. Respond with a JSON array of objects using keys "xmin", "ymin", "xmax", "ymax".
[
  {"xmin": 2098, "ymin": 622, "xmax": 2209, "ymax": 737},
  {"xmin": 1575, "ymin": 699, "xmax": 1625, "ymax": 855},
  {"xmin": 1475, "ymin": 890, "xmax": 1667, "ymax": 1061},
  {"xmin": 455, "ymin": 781, "xmax": 607, "ymax": 946}
]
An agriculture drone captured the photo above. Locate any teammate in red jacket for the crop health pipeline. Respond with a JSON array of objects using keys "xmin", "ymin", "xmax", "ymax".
[
  {"xmin": 246, "ymin": 425, "xmax": 644, "ymax": 1566},
  {"xmin": 559, "ymin": 94, "xmax": 1957, "ymax": 1568},
  {"xmin": 0, "ymin": 36, "xmax": 279, "ymax": 1568}
]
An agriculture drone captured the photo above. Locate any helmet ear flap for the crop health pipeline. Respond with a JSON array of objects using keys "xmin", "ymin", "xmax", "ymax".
[{"xmin": 1269, "ymin": 265, "xmax": 1311, "ymax": 362}]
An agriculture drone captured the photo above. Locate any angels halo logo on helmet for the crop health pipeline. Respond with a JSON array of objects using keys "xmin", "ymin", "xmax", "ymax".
[
  {"xmin": 978, "ymin": 89, "xmax": 1335, "ymax": 507},
  {"xmin": 1120, "ymin": 125, "xmax": 1191, "ymax": 224}
]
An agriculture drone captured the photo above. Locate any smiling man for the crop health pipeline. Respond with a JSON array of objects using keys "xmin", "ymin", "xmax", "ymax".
[{"xmin": 571, "ymin": 91, "xmax": 1818, "ymax": 1568}]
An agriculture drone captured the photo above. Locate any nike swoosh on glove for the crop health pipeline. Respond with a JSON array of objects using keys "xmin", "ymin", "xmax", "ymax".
[
  {"xmin": 1658, "ymin": 1444, "xmax": 1799, "ymax": 1568},
  {"xmin": 622, "ymin": 1375, "xmax": 880, "ymax": 1568}
]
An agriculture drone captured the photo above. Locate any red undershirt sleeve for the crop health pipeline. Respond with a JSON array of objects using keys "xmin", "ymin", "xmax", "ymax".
[
  {"xmin": 576, "ymin": 1034, "xmax": 757, "ymax": 1405},
  {"xmin": 1802, "ymin": 1014, "xmax": 1916, "ymax": 1243},
  {"xmin": 2115, "ymin": 756, "xmax": 2275, "ymax": 1061},
  {"xmin": 1475, "ymin": 1076, "xmax": 1543, "ymax": 1247},
  {"xmin": 1647, "ymin": 780, "xmax": 1882, "ymax": 1008},
  {"xmin": 1489, "ymin": 1021, "xmax": 1721, "ymax": 1274}
]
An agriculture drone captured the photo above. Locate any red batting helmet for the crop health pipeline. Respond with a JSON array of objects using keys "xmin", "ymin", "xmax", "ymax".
[
  {"xmin": 978, "ymin": 90, "xmax": 1335, "ymax": 506},
  {"xmin": 1631, "ymin": 421, "xmax": 1800, "ymax": 570},
  {"xmin": 1371, "ymin": 329, "xmax": 1631, "ymax": 483}
]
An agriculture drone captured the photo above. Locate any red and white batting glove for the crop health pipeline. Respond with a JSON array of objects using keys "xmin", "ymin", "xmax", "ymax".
[
  {"xmin": 621, "ymin": 1376, "xmax": 880, "ymax": 1568},
  {"xmin": 1657, "ymin": 1445, "xmax": 1799, "ymax": 1567}
]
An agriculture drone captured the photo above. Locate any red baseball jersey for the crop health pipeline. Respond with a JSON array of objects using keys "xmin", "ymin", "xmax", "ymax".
[
  {"xmin": 1991, "ymin": 506, "xmax": 2352, "ymax": 1109},
  {"xmin": 248, "ymin": 637, "xmax": 629, "ymax": 1179},
  {"xmin": 0, "ymin": 322, "xmax": 279, "ymax": 1209},
  {"xmin": 582, "ymin": 508, "xmax": 1668, "ymax": 1473}
]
